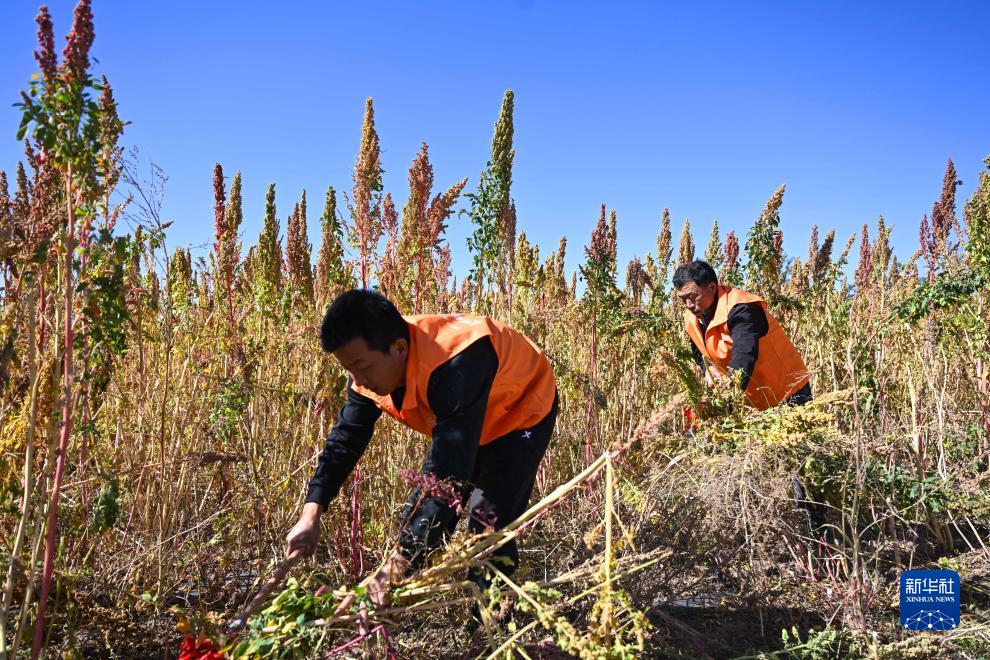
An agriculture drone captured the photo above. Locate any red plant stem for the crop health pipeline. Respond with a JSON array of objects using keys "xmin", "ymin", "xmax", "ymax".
[
  {"xmin": 331, "ymin": 516, "xmax": 348, "ymax": 572},
  {"xmin": 358, "ymin": 218, "xmax": 368, "ymax": 289},
  {"xmin": 32, "ymin": 167, "xmax": 76, "ymax": 660},
  {"xmin": 381, "ymin": 624, "xmax": 398, "ymax": 660},
  {"xmin": 349, "ymin": 468, "xmax": 364, "ymax": 577},
  {"xmin": 37, "ymin": 279, "xmax": 48, "ymax": 351},
  {"xmin": 324, "ymin": 624, "xmax": 393, "ymax": 658}
]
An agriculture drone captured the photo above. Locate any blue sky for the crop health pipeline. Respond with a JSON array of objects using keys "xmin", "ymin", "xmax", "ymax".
[{"xmin": 2, "ymin": 1, "xmax": 988, "ymax": 282}]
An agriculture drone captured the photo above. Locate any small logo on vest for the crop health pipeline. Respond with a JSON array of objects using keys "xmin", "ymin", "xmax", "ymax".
[
  {"xmin": 522, "ymin": 430, "xmax": 532, "ymax": 439},
  {"xmin": 900, "ymin": 569, "xmax": 960, "ymax": 631}
]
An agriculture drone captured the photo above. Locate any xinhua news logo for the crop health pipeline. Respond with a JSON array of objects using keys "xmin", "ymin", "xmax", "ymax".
[{"xmin": 900, "ymin": 569, "xmax": 960, "ymax": 631}]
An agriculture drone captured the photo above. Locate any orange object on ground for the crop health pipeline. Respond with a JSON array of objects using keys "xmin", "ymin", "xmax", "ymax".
[
  {"xmin": 353, "ymin": 314, "xmax": 556, "ymax": 445},
  {"xmin": 683, "ymin": 285, "xmax": 809, "ymax": 410}
]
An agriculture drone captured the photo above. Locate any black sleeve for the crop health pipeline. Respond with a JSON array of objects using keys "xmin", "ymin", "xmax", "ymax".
[
  {"xmin": 690, "ymin": 342, "xmax": 704, "ymax": 371},
  {"xmin": 398, "ymin": 337, "xmax": 498, "ymax": 565},
  {"xmin": 725, "ymin": 302, "xmax": 769, "ymax": 390},
  {"xmin": 305, "ymin": 381, "xmax": 383, "ymax": 509}
]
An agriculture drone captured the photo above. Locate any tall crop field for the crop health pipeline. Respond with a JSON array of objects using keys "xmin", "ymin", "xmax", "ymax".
[{"xmin": 1, "ymin": 3, "xmax": 989, "ymax": 658}]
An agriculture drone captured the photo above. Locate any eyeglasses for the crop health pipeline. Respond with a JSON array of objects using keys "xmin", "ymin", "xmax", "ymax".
[{"xmin": 676, "ymin": 291, "xmax": 703, "ymax": 304}]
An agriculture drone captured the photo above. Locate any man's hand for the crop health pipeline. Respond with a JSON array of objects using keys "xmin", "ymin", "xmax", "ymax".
[
  {"xmin": 705, "ymin": 364, "xmax": 726, "ymax": 387},
  {"xmin": 333, "ymin": 552, "xmax": 410, "ymax": 618},
  {"xmin": 285, "ymin": 502, "xmax": 323, "ymax": 558}
]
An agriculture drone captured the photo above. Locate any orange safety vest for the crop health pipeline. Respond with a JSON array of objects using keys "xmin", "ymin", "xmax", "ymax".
[
  {"xmin": 683, "ymin": 286, "xmax": 809, "ymax": 410},
  {"xmin": 352, "ymin": 314, "xmax": 557, "ymax": 445}
]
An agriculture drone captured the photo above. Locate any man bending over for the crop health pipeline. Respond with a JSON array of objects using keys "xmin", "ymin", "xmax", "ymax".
[
  {"xmin": 286, "ymin": 289, "xmax": 558, "ymax": 605},
  {"xmin": 673, "ymin": 260, "xmax": 811, "ymax": 409}
]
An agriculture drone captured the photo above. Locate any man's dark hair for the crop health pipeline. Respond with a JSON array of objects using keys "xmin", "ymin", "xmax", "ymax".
[
  {"xmin": 319, "ymin": 289, "xmax": 409, "ymax": 353},
  {"xmin": 672, "ymin": 260, "xmax": 719, "ymax": 289}
]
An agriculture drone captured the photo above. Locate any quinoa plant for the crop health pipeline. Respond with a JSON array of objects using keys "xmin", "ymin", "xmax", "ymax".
[
  {"xmin": 347, "ymin": 98, "xmax": 384, "ymax": 289},
  {"xmin": 722, "ymin": 229, "xmax": 742, "ymax": 286},
  {"xmin": 654, "ymin": 208, "xmax": 673, "ymax": 294},
  {"xmin": 466, "ymin": 90, "xmax": 516, "ymax": 312},
  {"xmin": 314, "ymin": 184, "xmax": 352, "ymax": 303},
  {"xmin": 213, "ymin": 166, "xmax": 242, "ymax": 333},
  {"xmin": 964, "ymin": 157, "xmax": 990, "ymax": 280},
  {"xmin": 254, "ymin": 183, "xmax": 282, "ymax": 301},
  {"xmin": 285, "ymin": 192, "xmax": 314, "ymax": 306},
  {"xmin": 380, "ymin": 143, "xmax": 467, "ymax": 313},
  {"xmin": 745, "ymin": 184, "xmax": 786, "ymax": 299},
  {"xmin": 853, "ymin": 224, "xmax": 872, "ymax": 292},
  {"xmin": 7, "ymin": 2, "xmax": 131, "ymax": 656},
  {"xmin": 676, "ymin": 217, "xmax": 695, "ymax": 267},
  {"xmin": 704, "ymin": 219, "xmax": 723, "ymax": 272}
]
